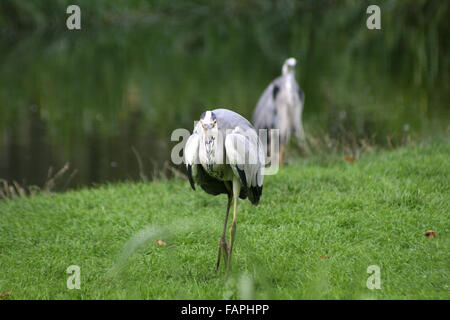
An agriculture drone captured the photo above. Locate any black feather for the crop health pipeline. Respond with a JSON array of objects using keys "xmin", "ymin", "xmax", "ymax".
[
  {"xmin": 236, "ymin": 166, "xmax": 248, "ymax": 188},
  {"xmin": 187, "ymin": 165, "xmax": 195, "ymax": 190},
  {"xmin": 248, "ymin": 185, "xmax": 263, "ymax": 205},
  {"xmin": 272, "ymin": 85, "xmax": 280, "ymax": 100}
]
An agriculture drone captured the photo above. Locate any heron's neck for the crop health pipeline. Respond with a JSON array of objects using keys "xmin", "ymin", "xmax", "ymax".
[
  {"xmin": 203, "ymin": 134, "xmax": 216, "ymax": 165},
  {"xmin": 282, "ymin": 64, "xmax": 295, "ymax": 76},
  {"xmin": 283, "ymin": 69, "xmax": 294, "ymax": 77},
  {"xmin": 284, "ymin": 72, "xmax": 295, "ymax": 105}
]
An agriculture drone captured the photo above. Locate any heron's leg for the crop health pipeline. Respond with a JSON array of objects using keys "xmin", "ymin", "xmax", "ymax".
[
  {"xmin": 296, "ymin": 124, "xmax": 308, "ymax": 153},
  {"xmin": 216, "ymin": 193, "xmax": 232, "ymax": 271},
  {"xmin": 279, "ymin": 144, "xmax": 285, "ymax": 165},
  {"xmin": 226, "ymin": 177, "xmax": 241, "ymax": 277}
]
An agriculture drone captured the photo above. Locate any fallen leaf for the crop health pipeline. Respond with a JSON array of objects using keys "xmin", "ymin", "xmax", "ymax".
[
  {"xmin": 320, "ymin": 255, "xmax": 327, "ymax": 259},
  {"xmin": 425, "ymin": 230, "xmax": 436, "ymax": 238},
  {"xmin": 345, "ymin": 156, "xmax": 356, "ymax": 163},
  {"xmin": 156, "ymin": 240, "xmax": 167, "ymax": 246},
  {"xmin": 1, "ymin": 292, "xmax": 11, "ymax": 299}
]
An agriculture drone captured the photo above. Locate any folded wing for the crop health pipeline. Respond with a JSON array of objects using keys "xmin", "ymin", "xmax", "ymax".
[{"xmin": 224, "ymin": 127, "xmax": 264, "ymax": 205}]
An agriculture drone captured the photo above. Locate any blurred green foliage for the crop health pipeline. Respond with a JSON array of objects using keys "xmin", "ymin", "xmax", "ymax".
[
  {"xmin": 0, "ymin": 0, "xmax": 448, "ymax": 187},
  {"xmin": 1, "ymin": 0, "xmax": 448, "ymax": 88}
]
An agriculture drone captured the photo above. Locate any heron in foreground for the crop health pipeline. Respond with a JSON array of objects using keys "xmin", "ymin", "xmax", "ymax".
[
  {"xmin": 184, "ymin": 108, "xmax": 265, "ymax": 276},
  {"xmin": 252, "ymin": 57, "xmax": 305, "ymax": 164}
]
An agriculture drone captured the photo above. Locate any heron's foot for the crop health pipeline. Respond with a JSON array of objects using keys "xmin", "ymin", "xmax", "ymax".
[{"xmin": 216, "ymin": 236, "xmax": 228, "ymax": 271}]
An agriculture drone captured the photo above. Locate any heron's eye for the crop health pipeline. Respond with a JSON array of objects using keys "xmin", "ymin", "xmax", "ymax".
[{"xmin": 213, "ymin": 120, "xmax": 217, "ymax": 126}]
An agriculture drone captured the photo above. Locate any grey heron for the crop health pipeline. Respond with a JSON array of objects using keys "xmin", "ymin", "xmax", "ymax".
[
  {"xmin": 184, "ymin": 109, "xmax": 265, "ymax": 276},
  {"xmin": 252, "ymin": 57, "xmax": 305, "ymax": 164}
]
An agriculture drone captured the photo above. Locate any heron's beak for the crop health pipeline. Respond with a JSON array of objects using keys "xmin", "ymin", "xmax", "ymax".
[
  {"xmin": 202, "ymin": 121, "xmax": 217, "ymax": 131},
  {"xmin": 288, "ymin": 57, "xmax": 297, "ymax": 66}
]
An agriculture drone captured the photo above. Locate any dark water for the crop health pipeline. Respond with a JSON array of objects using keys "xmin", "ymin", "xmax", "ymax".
[{"xmin": 0, "ymin": 10, "xmax": 448, "ymax": 190}]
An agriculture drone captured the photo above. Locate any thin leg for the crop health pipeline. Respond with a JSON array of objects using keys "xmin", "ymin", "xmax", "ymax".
[
  {"xmin": 296, "ymin": 124, "xmax": 308, "ymax": 153},
  {"xmin": 279, "ymin": 144, "xmax": 285, "ymax": 166},
  {"xmin": 226, "ymin": 177, "xmax": 241, "ymax": 277},
  {"xmin": 216, "ymin": 194, "xmax": 232, "ymax": 271}
]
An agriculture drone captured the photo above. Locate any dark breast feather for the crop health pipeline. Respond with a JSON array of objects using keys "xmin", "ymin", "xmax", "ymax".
[
  {"xmin": 195, "ymin": 165, "xmax": 247, "ymax": 200},
  {"xmin": 196, "ymin": 164, "xmax": 228, "ymax": 196}
]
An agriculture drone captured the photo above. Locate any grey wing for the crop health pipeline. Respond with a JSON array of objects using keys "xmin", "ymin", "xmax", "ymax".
[
  {"xmin": 252, "ymin": 77, "xmax": 283, "ymax": 131},
  {"xmin": 212, "ymin": 108, "xmax": 254, "ymax": 132},
  {"xmin": 225, "ymin": 128, "xmax": 264, "ymax": 205}
]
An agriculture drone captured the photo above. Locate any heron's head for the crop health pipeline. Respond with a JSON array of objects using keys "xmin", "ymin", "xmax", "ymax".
[
  {"xmin": 282, "ymin": 57, "xmax": 297, "ymax": 75},
  {"xmin": 200, "ymin": 110, "xmax": 217, "ymax": 131},
  {"xmin": 200, "ymin": 110, "xmax": 219, "ymax": 140}
]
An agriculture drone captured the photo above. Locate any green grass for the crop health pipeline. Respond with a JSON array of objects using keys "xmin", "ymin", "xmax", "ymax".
[{"xmin": 0, "ymin": 140, "xmax": 449, "ymax": 299}]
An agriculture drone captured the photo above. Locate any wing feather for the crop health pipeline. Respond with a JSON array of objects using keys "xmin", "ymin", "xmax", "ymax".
[
  {"xmin": 225, "ymin": 127, "xmax": 265, "ymax": 205},
  {"xmin": 184, "ymin": 132, "xmax": 200, "ymax": 190},
  {"xmin": 252, "ymin": 80, "xmax": 279, "ymax": 131}
]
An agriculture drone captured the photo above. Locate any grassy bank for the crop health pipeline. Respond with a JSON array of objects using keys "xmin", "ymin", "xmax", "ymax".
[{"xmin": 0, "ymin": 140, "xmax": 448, "ymax": 299}]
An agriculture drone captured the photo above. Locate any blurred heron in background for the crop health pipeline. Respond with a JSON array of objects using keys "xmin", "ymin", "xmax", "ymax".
[
  {"xmin": 252, "ymin": 57, "xmax": 305, "ymax": 164},
  {"xmin": 184, "ymin": 109, "xmax": 265, "ymax": 276}
]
